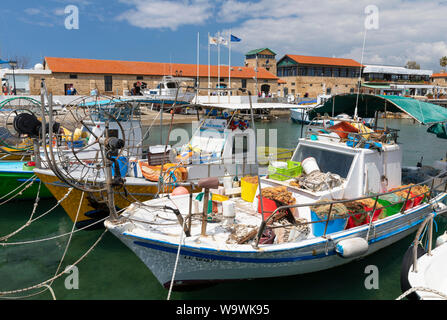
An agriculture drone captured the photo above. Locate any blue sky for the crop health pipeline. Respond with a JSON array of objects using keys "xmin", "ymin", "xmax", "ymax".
[{"xmin": 1, "ymin": 0, "xmax": 447, "ymax": 71}]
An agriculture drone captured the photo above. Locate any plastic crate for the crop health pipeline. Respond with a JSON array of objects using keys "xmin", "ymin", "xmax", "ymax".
[{"xmin": 268, "ymin": 160, "xmax": 302, "ymax": 181}]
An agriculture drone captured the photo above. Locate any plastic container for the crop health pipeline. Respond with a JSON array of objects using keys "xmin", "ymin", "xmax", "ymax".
[
  {"xmin": 328, "ymin": 121, "xmax": 359, "ymax": 139},
  {"xmin": 241, "ymin": 176, "xmax": 258, "ymax": 202},
  {"xmin": 223, "ymin": 175, "xmax": 233, "ymax": 190},
  {"xmin": 257, "ymin": 196, "xmax": 278, "ymax": 219},
  {"xmin": 346, "ymin": 206, "xmax": 383, "ymax": 229},
  {"xmin": 111, "ymin": 156, "xmax": 129, "ymax": 178},
  {"xmin": 311, "ymin": 210, "xmax": 348, "ymax": 237},
  {"xmin": 268, "ymin": 160, "xmax": 303, "ymax": 181},
  {"xmin": 377, "ymin": 199, "xmax": 403, "ymax": 217},
  {"xmin": 301, "ymin": 157, "xmax": 320, "ymax": 175}
]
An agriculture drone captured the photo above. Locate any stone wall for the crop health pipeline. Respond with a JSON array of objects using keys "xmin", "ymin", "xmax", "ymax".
[
  {"xmin": 278, "ymin": 75, "xmax": 359, "ymax": 97},
  {"xmin": 29, "ymin": 73, "xmax": 277, "ymax": 97}
]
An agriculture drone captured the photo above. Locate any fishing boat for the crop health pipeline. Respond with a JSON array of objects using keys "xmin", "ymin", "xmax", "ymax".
[
  {"xmin": 290, "ymin": 94, "xmax": 331, "ymax": 124},
  {"xmin": 0, "ymin": 96, "xmax": 53, "ymax": 199},
  {"xmin": 33, "ymin": 88, "xmax": 296, "ymax": 229},
  {"xmin": 104, "ymin": 93, "xmax": 447, "ymax": 289},
  {"xmin": 399, "ymin": 214, "xmax": 447, "ymax": 300},
  {"xmin": 398, "ymin": 122, "xmax": 447, "ymax": 300},
  {"xmin": 142, "ymin": 76, "xmax": 196, "ymax": 110}
]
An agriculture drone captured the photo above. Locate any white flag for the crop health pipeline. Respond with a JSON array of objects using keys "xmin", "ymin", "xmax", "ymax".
[
  {"xmin": 218, "ymin": 36, "xmax": 228, "ymax": 46},
  {"xmin": 209, "ymin": 35, "xmax": 218, "ymax": 45}
]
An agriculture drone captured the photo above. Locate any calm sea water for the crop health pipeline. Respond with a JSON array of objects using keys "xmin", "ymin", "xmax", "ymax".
[{"xmin": 0, "ymin": 117, "xmax": 446, "ymax": 300}]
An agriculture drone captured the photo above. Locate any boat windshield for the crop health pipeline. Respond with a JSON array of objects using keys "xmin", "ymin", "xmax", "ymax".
[
  {"xmin": 166, "ymin": 82, "xmax": 178, "ymax": 89},
  {"xmin": 292, "ymin": 145, "xmax": 354, "ymax": 178}
]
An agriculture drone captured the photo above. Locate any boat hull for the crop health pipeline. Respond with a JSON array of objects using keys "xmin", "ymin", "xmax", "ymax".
[
  {"xmin": 106, "ymin": 194, "xmax": 446, "ymax": 289},
  {"xmin": 0, "ymin": 162, "xmax": 52, "ymax": 200},
  {"xmin": 34, "ymin": 169, "xmax": 198, "ymax": 228}
]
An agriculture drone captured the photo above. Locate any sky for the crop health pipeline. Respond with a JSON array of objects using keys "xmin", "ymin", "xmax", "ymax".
[{"xmin": 1, "ymin": 0, "xmax": 447, "ymax": 71}]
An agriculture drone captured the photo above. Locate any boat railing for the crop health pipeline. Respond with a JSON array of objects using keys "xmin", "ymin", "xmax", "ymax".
[{"xmin": 252, "ymin": 170, "xmax": 447, "ymax": 249}]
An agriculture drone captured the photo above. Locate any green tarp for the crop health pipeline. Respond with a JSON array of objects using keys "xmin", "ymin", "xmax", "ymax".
[
  {"xmin": 427, "ymin": 123, "xmax": 447, "ymax": 139},
  {"xmin": 309, "ymin": 94, "xmax": 447, "ymax": 125}
]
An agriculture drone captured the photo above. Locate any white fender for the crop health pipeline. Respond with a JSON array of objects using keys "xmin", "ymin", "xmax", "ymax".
[{"xmin": 335, "ymin": 237, "xmax": 369, "ymax": 259}]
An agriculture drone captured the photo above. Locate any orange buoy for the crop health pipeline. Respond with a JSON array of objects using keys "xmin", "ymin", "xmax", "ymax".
[{"xmin": 171, "ymin": 186, "xmax": 189, "ymax": 196}]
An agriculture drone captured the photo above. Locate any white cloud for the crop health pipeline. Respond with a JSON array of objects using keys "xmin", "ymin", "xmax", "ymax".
[
  {"xmin": 117, "ymin": 0, "xmax": 214, "ymax": 31},
  {"xmin": 24, "ymin": 8, "xmax": 42, "ymax": 15},
  {"xmin": 217, "ymin": 0, "xmax": 447, "ymax": 71}
]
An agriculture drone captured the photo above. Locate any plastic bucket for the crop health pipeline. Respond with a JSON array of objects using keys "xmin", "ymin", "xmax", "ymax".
[
  {"xmin": 302, "ymin": 157, "xmax": 320, "ymax": 175},
  {"xmin": 241, "ymin": 177, "xmax": 258, "ymax": 202},
  {"xmin": 257, "ymin": 196, "xmax": 278, "ymax": 219},
  {"xmin": 311, "ymin": 210, "xmax": 348, "ymax": 237}
]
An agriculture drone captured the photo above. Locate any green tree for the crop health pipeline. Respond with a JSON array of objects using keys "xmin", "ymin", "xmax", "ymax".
[
  {"xmin": 440, "ymin": 56, "xmax": 447, "ymax": 71},
  {"xmin": 405, "ymin": 61, "xmax": 420, "ymax": 70}
]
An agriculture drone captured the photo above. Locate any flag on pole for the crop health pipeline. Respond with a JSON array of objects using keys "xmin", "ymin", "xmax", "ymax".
[
  {"xmin": 209, "ymin": 35, "xmax": 218, "ymax": 45},
  {"xmin": 218, "ymin": 36, "xmax": 228, "ymax": 46},
  {"xmin": 230, "ymin": 34, "xmax": 241, "ymax": 42}
]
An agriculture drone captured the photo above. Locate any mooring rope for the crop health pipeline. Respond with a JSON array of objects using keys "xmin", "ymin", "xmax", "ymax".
[
  {"xmin": 166, "ymin": 211, "xmax": 188, "ymax": 301},
  {"xmin": 396, "ymin": 286, "xmax": 447, "ymax": 300},
  {"xmin": 0, "ymin": 180, "xmax": 42, "ymax": 241},
  {"xmin": 0, "ymin": 187, "xmax": 73, "ymax": 242},
  {"xmin": 0, "ymin": 229, "xmax": 107, "ymax": 298},
  {"xmin": 0, "ymin": 175, "xmax": 37, "ymax": 206}
]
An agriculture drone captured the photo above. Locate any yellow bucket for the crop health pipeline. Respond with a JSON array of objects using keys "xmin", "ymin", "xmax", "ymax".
[{"xmin": 241, "ymin": 176, "xmax": 259, "ymax": 202}]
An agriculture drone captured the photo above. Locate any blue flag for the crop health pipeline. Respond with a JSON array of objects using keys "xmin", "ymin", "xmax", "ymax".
[{"xmin": 230, "ymin": 34, "xmax": 241, "ymax": 42}]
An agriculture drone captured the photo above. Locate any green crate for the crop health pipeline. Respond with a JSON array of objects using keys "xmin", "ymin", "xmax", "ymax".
[
  {"xmin": 268, "ymin": 161, "xmax": 302, "ymax": 181},
  {"xmin": 377, "ymin": 199, "xmax": 404, "ymax": 217}
]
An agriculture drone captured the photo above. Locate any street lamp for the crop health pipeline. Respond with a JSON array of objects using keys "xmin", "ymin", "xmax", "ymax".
[{"xmin": 9, "ymin": 61, "xmax": 17, "ymax": 95}]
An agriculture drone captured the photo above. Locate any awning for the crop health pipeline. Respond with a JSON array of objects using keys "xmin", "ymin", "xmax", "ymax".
[
  {"xmin": 308, "ymin": 94, "xmax": 447, "ymax": 125},
  {"xmin": 361, "ymin": 84, "xmax": 391, "ymax": 89}
]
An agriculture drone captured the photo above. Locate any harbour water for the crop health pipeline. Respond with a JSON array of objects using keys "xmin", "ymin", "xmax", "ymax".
[{"xmin": 0, "ymin": 117, "xmax": 446, "ymax": 300}]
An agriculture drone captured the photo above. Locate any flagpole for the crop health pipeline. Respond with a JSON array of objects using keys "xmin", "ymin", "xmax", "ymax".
[
  {"xmin": 228, "ymin": 30, "xmax": 231, "ymax": 96},
  {"xmin": 196, "ymin": 31, "xmax": 199, "ymax": 103},
  {"xmin": 217, "ymin": 31, "xmax": 220, "ymax": 103},
  {"xmin": 208, "ymin": 32, "xmax": 210, "ymax": 101}
]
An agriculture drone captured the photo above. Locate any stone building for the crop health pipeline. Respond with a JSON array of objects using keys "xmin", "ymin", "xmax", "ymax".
[
  {"xmin": 276, "ymin": 54, "xmax": 363, "ymax": 98},
  {"xmin": 362, "ymin": 65, "xmax": 433, "ymax": 96},
  {"xmin": 431, "ymin": 72, "xmax": 447, "ymax": 86},
  {"xmin": 30, "ymin": 57, "xmax": 278, "ymax": 97}
]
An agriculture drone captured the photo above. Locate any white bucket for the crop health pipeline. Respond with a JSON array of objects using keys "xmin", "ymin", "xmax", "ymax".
[
  {"xmin": 302, "ymin": 157, "xmax": 320, "ymax": 175},
  {"xmin": 223, "ymin": 175, "xmax": 233, "ymax": 190},
  {"xmin": 222, "ymin": 200, "xmax": 236, "ymax": 226}
]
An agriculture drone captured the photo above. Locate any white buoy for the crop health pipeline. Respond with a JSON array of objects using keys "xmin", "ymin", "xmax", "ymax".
[{"xmin": 335, "ymin": 238, "xmax": 369, "ymax": 258}]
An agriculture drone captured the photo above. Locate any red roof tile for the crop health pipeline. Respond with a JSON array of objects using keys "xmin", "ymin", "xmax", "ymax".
[
  {"xmin": 44, "ymin": 57, "xmax": 278, "ymax": 80},
  {"xmin": 431, "ymin": 73, "xmax": 447, "ymax": 78},
  {"xmin": 285, "ymin": 55, "xmax": 363, "ymax": 68}
]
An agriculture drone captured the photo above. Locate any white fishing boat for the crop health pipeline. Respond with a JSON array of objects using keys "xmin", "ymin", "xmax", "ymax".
[
  {"xmin": 105, "ymin": 94, "xmax": 447, "ymax": 289},
  {"xmin": 290, "ymin": 94, "xmax": 331, "ymax": 124},
  {"xmin": 33, "ymin": 87, "xmax": 297, "ymax": 229},
  {"xmin": 142, "ymin": 76, "xmax": 196, "ymax": 107},
  {"xmin": 399, "ymin": 213, "xmax": 447, "ymax": 300},
  {"xmin": 398, "ymin": 121, "xmax": 447, "ymax": 300}
]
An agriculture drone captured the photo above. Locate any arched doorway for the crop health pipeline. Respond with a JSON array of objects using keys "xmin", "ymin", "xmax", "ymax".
[{"xmin": 261, "ymin": 84, "xmax": 270, "ymax": 95}]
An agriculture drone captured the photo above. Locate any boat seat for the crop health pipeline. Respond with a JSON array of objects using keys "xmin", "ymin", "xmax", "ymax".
[{"xmin": 198, "ymin": 177, "xmax": 219, "ymax": 189}]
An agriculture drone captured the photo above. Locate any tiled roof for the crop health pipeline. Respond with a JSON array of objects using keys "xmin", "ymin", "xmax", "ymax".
[
  {"xmin": 44, "ymin": 57, "xmax": 278, "ymax": 80},
  {"xmin": 431, "ymin": 73, "xmax": 447, "ymax": 78},
  {"xmin": 284, "ymin": 55, "xmax": 363, "ymax": 67},
  {"xmin": 245, "ymin": 48, "xmax": 277, "ymax": 56}
]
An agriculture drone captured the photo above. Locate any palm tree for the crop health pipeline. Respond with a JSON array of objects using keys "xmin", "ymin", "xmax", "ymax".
[{"xmin": 440, "ymin": 56, "xmax": 447, "ymax": 72}]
